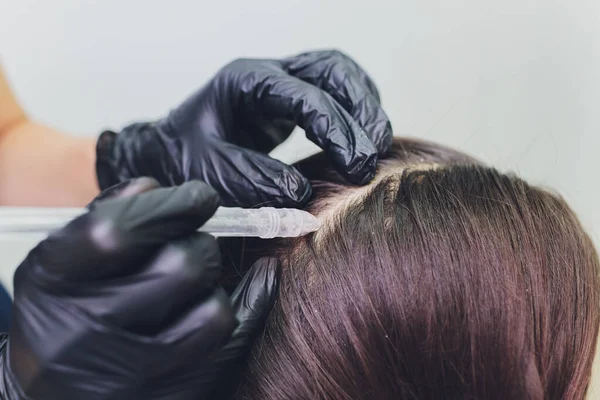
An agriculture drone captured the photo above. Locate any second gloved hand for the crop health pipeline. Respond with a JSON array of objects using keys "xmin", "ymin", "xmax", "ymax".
[
  {"xmin": 96, "ymin": 50, "xmax": 393, "ymax": 208},
  {"xmin": 0, "ymin": 179, "xmax": 280, "ymax": 400}
]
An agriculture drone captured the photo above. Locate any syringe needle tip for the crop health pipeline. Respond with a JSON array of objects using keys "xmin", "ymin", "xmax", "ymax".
[{"xmin": 301, "ymin": 214, "xmax": 321, "ymax": 235}]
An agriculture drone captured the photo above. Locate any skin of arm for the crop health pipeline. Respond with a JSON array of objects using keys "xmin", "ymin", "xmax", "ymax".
[{"xmin": 0, "ymin": 64, "xmax": 99, "ymax": 206}]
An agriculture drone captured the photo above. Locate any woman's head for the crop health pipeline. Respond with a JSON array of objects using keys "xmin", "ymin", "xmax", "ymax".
[{"xmin": 232, "ymin": 138, "xmax": 599, "ymax": 399}]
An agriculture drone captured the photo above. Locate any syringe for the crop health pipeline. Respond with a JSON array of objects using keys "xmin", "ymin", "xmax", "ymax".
[{"xmin": 0, "ymin": 207, "xmax": 321, "ymax": 239}]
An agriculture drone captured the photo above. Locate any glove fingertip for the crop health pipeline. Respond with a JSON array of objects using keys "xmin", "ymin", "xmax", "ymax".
[
  {"xmin": 376, "ymin": 120, "xmax": 394, "ymax": 155},
  {"xmin": 87, "ymin": 177, "xmax": 161, "ymax": 209},
  {"xmin": 118, "ymin": 177, "xmax": 162, "ymax": 197},
  {"xmin": 342, "ymin": 134, "xmax": 378, "ymax": 185},
  {"xmin": 178, "ymin": 181, "xmax": 222, "ymax": 223},
  {"xmin": 216, "ymin": 144, "xmax": 312, "ymax": 208},
  {"xmin": 274, "ymin": 168, "xmax": 312, "ymax": 208},
  {"xmin": 207, "ymin": 259, "xmax": 280, "ymax": 399},
  {"xmin": 231, "ymin": 257, "xmax": 281, "ymax": 320}
]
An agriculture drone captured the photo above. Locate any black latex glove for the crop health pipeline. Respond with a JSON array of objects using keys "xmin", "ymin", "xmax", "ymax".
[
  {"xmin": 96, "ymin": 50, "xmax": 393, "ymax": 208},
  {"xmin": 0, "ymin": 178, "xmax": 280, "ymax": 400}
]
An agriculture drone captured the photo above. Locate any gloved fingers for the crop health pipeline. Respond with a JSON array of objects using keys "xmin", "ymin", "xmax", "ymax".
[
  {"xmin": 249, "ymin": 71, "xmax": 378, "ymax": 185},
  {"xmin": 283, "ymin": 51, "xmax": 393, "ymax": 154},
  {"xmin": 82, "ymin": 233, "xmax": 222, "ymax": 335},
  {"xmin": 199, "ymin": 141, "xmax": 311, "ymax": 208},
  {"xmin": 156, "ymin": 286, "xmax": 236, "ymax": 361},
  {"xmin": 208, "ymin": 258, "xmax": 281, "ymax": 398},
  {"xmin": 87, "ymin": 177, "xmax": 161, "ymax": 210},
  {"xmin": 137, "ymin": 287, "xmax": 236, "ymax": 399},
  {"xmin": 227, "ymin": 257, "xmax": 280, "ymax": 350},
  {"xmin": 283, "ymin": 50, "xmax": 381, "ymax": 101},
  {"xmin": 341, "ymin": 54, "xmax": 382, "ymax": 102},
  {"xmin": 285, "ymin": 50, "xmax": 382, "ymax": 101},
  {"xmin": 33, "ymin": 181, "xmax": 220, "ymax": 282}
]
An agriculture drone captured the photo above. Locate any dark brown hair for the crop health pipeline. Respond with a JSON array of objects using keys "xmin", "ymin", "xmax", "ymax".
[{"xmin": 234, "ymin": 138, "xmax": 600, "ymax": 399}]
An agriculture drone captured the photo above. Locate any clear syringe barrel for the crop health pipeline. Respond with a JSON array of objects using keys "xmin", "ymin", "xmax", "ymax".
[
  {"xmin": 201, "ymin": 207, "xmax": 320, "ymax": 238},
  {"xmin": 0, "ymin": 206, "xmax": 321, "ymax": 239}
]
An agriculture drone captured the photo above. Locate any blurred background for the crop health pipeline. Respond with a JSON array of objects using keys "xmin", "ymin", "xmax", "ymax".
[{"xmin": 0, "ymin": 1, "xmax": 598, "ymax": 287}]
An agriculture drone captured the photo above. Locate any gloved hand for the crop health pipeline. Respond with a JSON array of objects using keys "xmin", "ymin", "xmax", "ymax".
[
  {"xmin": 0, "ymin": 178, "xmax": 280, "ymax": 400},
  {"xmin": 96, "ymin": 50, "xmax": 393, "ymax": 208}
]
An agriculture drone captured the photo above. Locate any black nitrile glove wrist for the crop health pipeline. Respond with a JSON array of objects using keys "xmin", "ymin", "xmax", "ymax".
[
  {"xmin": 96, "ymin": 50, "xmax": 393, "ymax": 208},
  {"xmin": 0, "ymin": 179, "xmax": 280, "ymax": 400}
]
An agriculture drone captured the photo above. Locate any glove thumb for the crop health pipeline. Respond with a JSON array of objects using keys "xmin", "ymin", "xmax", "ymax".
[{"xmin": 209, "ymin": 257, "xmax": 281, "ymax": 398}]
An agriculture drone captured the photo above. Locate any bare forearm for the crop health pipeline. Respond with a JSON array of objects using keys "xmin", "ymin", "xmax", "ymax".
[
  {"xmin": 0, "ymin": 121, "xmax": 99, "ymax": 206},
  {"xmin": 0, "ymin": 63, "xmax": 99, "ymax": 206},
  {"xmin": 0, "ymin": 64, "xmax": 26, "ymax": 135}
]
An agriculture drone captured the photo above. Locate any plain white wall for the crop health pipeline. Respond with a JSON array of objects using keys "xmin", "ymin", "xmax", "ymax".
[{"xmin": 0, "ymin": 0, "xmax": 598, "ymax": 283}]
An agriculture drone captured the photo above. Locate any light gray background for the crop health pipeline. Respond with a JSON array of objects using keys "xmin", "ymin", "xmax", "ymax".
[{"xmin": 0, "ymin": 1, "xmax": 598, "ymax": 300}]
